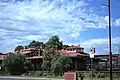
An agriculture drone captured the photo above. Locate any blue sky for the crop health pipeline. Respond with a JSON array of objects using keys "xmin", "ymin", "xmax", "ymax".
[{"xmin": 0, "ymin": 0, "xmax": 120, "ymax": 54}]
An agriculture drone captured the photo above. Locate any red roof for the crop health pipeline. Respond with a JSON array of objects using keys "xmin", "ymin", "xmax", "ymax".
[
  {"xmin": 66, "ymin": 46, "xmax": 83, "ymax": 50},
  {"xmin": 56, "ymin": 50, "xmax": 88, "ymax": 57}
]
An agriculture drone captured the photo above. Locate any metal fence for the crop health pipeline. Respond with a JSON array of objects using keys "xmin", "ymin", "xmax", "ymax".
[{"xmin": 76, "ymin": 71, "xmax": 120, "ymax": 80}]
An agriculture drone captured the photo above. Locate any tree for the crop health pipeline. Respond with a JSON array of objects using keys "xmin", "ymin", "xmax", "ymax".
[
  {"xmin": 28, "ymin": 40, "xmax": 45, "ymax": 49},
  {"xmin": 51, "ymin": 55, "xmax": 72, "ymax": 75},
  {"xmin": 62, "ymin": 45, "xmax": 69, "ymax": 50},
  {"xmin": 24, "ymin": 60, "xmax": 32, "ymax": 71},
  {"xmin": 42, "ymin": 35, "xmax": 62, "ymax": 71},
  {"xmin": 1, "ymin": 54, "xmax": 26, "ymax": 75},
  {"xmin": 14, "ymin": 45, "xmax": 24, "ymax": 52},
  {"xmin": 42, "ymin": 47, "xmax": 55, "ymax": 71},
  {"xmin": 45, "ymin": 36, "xmax": 63, "ymax": 50},
  {"xmin": 24, "ymin": 46, "xmax": 28, "ymax": 49}
]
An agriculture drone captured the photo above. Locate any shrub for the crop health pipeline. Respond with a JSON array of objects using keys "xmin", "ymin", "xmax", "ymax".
[
  {"xmin": 0, "ymin": 71, "xmax": 10, "ymax": 76},
  {"xmin": 51, "ymin": 55, "xmax": 72, "ymax": 75},
  {"xmin": 1, "ymin": 54, "xmax": 26, "ymax": 75},
  {"xmin": 97, "ymin": 73, "xmax": 106, "ymax": 78}
]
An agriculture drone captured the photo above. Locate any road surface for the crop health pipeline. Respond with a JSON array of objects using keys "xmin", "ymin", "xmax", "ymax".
[{"xmin": 0, "ymin": 76, "xmax": 63, "ymax": 80}]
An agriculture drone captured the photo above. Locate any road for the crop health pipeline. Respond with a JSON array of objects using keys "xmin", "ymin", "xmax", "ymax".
[{"xmin": 0, "ymin": 76, "xmax": 63, "ymax": 80}]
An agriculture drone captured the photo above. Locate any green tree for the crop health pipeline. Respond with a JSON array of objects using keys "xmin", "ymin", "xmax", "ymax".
[
  {"xmin": 24, "ymin": 46, "xmax": 28, "ymax": 49},
  {"xmin": 14, "ymin": 45, "xmax": 24, "ymax": 52},
  {"xmin": 24, "ymin": 60, "xmax": 32, "ymax": 71},
  {"xmin": 42, "ymin": 47, "xmax": 55, "ymax": 71},
  {"xmin": 51, "ymin": 55, "xmax": 72, "ymax": 75},
  {"xmin": 62, "ymin": 45, "xmax": 69, "ymax": 50},
  {"xmin": 42, "ymin": 35, "xmax": 62, "ymax": 71},
  {"xmin": 45, "ymin": 36, "xmax": 63, "ymax": 50},
  {"xmin": 28, "ymin": 40, "xmax": 45, "ymax": 49},
  {"xmin": 1, "ymin": 54, "xmax": 26, "ymax": 75}
]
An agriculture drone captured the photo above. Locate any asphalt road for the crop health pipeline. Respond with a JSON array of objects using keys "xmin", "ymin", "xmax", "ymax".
[
  {"xmin": 0, "ymin": 78, "xmax": 38, "ymax": 80},
  {"xmin": 0, "ymin": 76, "xmax": 63, "ymax": 80}
]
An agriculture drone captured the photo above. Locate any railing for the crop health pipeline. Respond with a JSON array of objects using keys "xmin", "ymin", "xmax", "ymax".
[{"xmin": 76, "ymin": 71, "xmax": 120, "ymax": 80}]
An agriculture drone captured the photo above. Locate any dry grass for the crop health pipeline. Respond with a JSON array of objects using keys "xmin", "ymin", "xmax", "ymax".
[{"xmin": 82, "ymin": 77, "xmax": 120, "ymax": 80}]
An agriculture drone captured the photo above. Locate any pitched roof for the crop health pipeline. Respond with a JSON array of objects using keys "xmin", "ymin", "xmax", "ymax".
[
  {"xmin": 66, "ymin": 45, "xmax": 83, "ymax": 49},
  {"xmin": 56, "ymin": 50, "xmax": 88, "ymax": 57}
]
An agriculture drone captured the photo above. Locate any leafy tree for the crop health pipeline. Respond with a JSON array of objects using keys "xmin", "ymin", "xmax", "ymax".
[
  {"xmin": 24, "ymin": 60, "xmax": 32, "ymax": 71},
  {"xmin": 14, "ymin": 45, "xmax": 24, "ymax": 52},
  {"xmin": 45, "ymin": 36, "xmax": 63, "ymax": 50},
  {"xmin": 42, "ymin": 35, "xmax": 62, "ymax": 71},
  {"xmin": 62, "ymin": 45, "xmax": 69, "ymax": 50},
  {"xmin": 1, "ymin": 54, "xmax": 26, "ymax": 75},
  {"xmin": 51, "ymin": 55, "xmax": 72, "ymax": 75},
  {"xmin": 42, "ymin": 47, "xmax": 55, "ymax": 71},
  {"xmin": 28, "ymin": 40, "xmax": 45, "ymax": 49},
  {"xmin": 24, "ymin": 46, "xmax": 28, "ymax": 49}
]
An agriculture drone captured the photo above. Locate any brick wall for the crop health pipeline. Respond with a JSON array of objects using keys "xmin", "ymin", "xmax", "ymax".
[{"xmin": 64, "ymin": 72, "xmax": 76, "ymax": 80}]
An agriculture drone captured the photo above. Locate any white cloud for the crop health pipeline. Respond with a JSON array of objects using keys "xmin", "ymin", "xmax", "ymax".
[
  {"xmin": 0, "ymin": 0, "xmax": 119, "ymax": 53},
  {"xmin": 114, "ymin": 19, "xmax": 120, "ymax": 27},
  {"xmin": 81, "ymin": 37, "xmax": 120, "ymax": 54}
]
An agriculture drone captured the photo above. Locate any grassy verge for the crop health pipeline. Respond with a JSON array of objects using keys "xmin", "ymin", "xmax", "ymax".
[
  {"xmin": 20, "ymin": 71, "xmax": 63, "ymax": 78},
  {"xmin": 0, "ymin": 71, "xmax": 63, "ymax": 79},
  {"xmin": 83, "ymin": 77, "xmax": 120, "ymax": 80}
]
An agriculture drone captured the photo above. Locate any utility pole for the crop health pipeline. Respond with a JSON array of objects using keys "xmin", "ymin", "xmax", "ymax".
[{"xmin": 108, "ymin": 0, "xmax": 112, "ymax": 80}]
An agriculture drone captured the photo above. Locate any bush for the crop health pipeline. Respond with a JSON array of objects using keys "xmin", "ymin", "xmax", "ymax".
[
  {"xmin": 97, "ymin": 73, "xmax": 106, "ymax": 78},
  {"xmin": 85, "ymin": 72, "xmax": 96, "ymax": 78},
  {"xmin": 51, "ymin": 55, "xmax": 72, "ymax": 75},
  {"xmin": 77, "ymin": 72, "xmax": 85, "ymax": 77},
  {"xmin": 26, "ymin": 71, "xmax": 43, "ymax": 76},
  {"xmin": 1, "ymin": 54, "xmax": 26, "ymax": 75},
  {"xmin": 47, "ymin": 73, "xmax": 63, "ymax": 78},
  {"xmin": 23, "ymin": 71, "xmax": 49, "ymax": 77},
  {"xmin": 0, "ymin": 71, "xmax": 10, "ymax": 76}
]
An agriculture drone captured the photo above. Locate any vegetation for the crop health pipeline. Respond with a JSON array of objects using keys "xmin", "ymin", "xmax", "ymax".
[
  {"xmin": 24, "ymin": 60, "xmax": 32, "ymax": 71},
  {"xmin": 14, "ymin": 45, "xmax": 24, "ymax": 52},
  {"xmin": 51, "ymin": 55, "xmax": 72, "ymax": 75},
  {"xmin": 42, "ymin": 47, "xmax": 55, "ymax": 71},
  {"xmin": 14, "ymin": 40, "xmax": 45, "ymax": 52},
  {"xmin": 28, "ymin": 40, "xmax": 45, "ymax": 49},
  {"xmin": 1, "ymin": 54, "xmax": 26, "ymax": 75},
  {"xmin": 42, "ymin": 36, "xmax": 63, "ymax": 71},
  {"xmin": 2, "ymin": 35, "xmax": 120, "ymax": 80},
  {"xmin": 62, "ymin": 45, "xmax": 69, "ymax": 50},
  {"xmin": 6, "ymin": 35, "xmax": 71, "ymax": 76},
  {"xmin": 45, "ymin": 36, "xmax": 63, "ymax": 50}
]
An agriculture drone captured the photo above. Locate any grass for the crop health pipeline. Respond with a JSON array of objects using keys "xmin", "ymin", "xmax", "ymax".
[
  {"xmin": 19, "ymin": 71, "xmax": 64, "ymax": 78},
  {"xmin": 81, "ymin": 77, "xmax": 120, "ymax": 80}
]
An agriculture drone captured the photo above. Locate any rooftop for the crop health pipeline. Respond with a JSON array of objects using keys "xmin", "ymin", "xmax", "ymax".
[{"xmin": 66, "ymin": 45, "xmax": 84, "ymax": 50}]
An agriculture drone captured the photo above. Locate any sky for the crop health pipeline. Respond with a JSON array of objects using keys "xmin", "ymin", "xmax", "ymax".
[{"xmin": 0, "ymin": 0, "xmax": 120, "ymax": 54}]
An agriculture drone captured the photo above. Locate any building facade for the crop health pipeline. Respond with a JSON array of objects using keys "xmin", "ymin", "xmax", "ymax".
[
  {"xmin": 1, "ymin": 45, "xmax": 120, "ymax": 71},
  {"xmin": 56, "ymin": 45, "xmax": 89, "ymax": 71}
]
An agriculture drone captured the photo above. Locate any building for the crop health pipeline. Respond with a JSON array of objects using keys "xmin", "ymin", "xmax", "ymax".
[
  {"xmin": 56, "ymin": 45, "xmax": 89, "ymax": 70},
  {"xmin": 0, "ymin": 45, "xmax": 90, "ymax": 71},
  {"xmin": 93, "ymin": 54, "xmax": 120, "ymax": 71},
  {"xmin": 14, "ymin": 45, "xmax": 89, "ymax": 71},
  {"xmin": 0, "ymin": 53, "xmax": 7, "ymax": 65},
  {"xmin": 15, "ymin": 48, "xmax": 43, "ymax": 70},
  {"xmin": 1, "ymin": 45, "xmax": 120, "ymax": 71}
]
